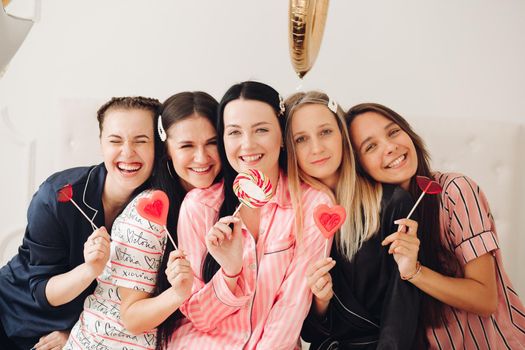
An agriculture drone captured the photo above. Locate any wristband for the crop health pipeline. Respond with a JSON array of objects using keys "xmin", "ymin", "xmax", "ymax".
[
  {"xmin": 401, "ymin": 261, "xmax": 421, "ymax": 281},
  {"xmin": 222, "ymin": 267, "xmax": 243, "ymax": 278}
]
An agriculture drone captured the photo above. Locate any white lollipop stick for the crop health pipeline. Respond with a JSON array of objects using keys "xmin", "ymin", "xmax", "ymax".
[{"xmin": 69, "ymin": 198, "xmax": 98, "ymax": 230}]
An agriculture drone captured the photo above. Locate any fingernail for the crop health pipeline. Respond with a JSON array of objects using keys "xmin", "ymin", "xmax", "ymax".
[{"xmin": 394, "ymin": 220, "xmax": 400, "ymax": 224}]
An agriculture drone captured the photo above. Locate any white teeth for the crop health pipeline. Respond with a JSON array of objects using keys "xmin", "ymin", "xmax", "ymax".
[
  {"xmin": 387, "ymin": 155, "xmax": 405, "ymax": 168},
  {"xmin": 191, "ymin": 166, "xmax": 211, "ymax": 173},
  {"xmin": 118, "ymin": 163, "xmax": 141, "ymax": 171},
  {"xmin": 241, "ymin": 154, "xmax": 262, "ymax": 162}
]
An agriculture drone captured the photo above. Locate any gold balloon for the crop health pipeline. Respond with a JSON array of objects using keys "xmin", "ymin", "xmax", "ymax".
[{"xmin": 289, "ymin": 0, "xmax": 330, "ymax": 78}]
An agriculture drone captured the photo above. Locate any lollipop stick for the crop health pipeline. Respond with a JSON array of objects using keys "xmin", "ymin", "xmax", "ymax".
[
  {"xmin": 69, "ymin": 198, "xmax": 98, "ymax": 229},
  {"xmin": 163, "ymin": 225, "xmax": 178, "ymax": 250},
  {"xmin": 232, "ymin": 203, "xmax": 243, "ymax": 217},
  {"xmin": 324, "ymin": 239, "xmax": 329, "ymax": 258},
  {"xmin": 405, "ymin": 182, "xmax": 431, "ymax": 220}
]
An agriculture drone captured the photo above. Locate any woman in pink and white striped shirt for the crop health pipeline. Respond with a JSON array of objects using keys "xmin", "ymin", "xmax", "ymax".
[
  {"xmin": 347, "ymin": 103, "xmax": 525, "ymax": 349},
  {"xmin": 170, "ymin": 81, "xmax": 332, "ymax": 350}
]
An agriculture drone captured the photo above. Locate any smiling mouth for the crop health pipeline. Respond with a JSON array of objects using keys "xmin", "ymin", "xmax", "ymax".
[
  {"xmin": 385, "ymin": 154, "xmax": 406, "ymax": 169},
  {"xmin": 189, "ymin": 166, "xmax": 213, "ymax": 174},
  {"xmin": 240, "ymin": 154, "xmax": 263, "ymax": 163},
  {"xmin": 117, "ymin": 162, "xmax": 142, "ymax": 173}
]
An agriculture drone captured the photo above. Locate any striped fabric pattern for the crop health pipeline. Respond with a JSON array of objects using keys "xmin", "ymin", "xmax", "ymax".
[
  {"xmin": 169, "ymin": 174, "xmax": 332, "ymax": 350},
  {"xmin": 428, "ymin": 173, "xmax": 525, "ymax": 349}
]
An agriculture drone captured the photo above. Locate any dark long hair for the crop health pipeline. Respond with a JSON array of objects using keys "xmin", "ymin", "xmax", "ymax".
[
  {"xmin": 151, "ymin": 91, "xmax": 219, "ymax": 350},
  {"xmin": 202, "ymin": 81, "xmax": 287, "ymax": 282},
  {"xmin": 346, "ymin": 103, "xmax": 461, "ymax": 348}
]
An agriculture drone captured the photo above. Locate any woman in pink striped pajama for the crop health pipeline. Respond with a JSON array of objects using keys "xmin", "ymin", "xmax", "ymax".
[
  {"xmin": 347, "ymin": 103, "xmax": 525, "ymax": 349},
  {"xmin": 169, "ymin": 81, "xmax": 333, "ymax": 350}
]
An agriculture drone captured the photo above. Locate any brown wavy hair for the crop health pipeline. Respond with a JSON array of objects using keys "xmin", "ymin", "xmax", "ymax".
[{"xmin": 346, "ymin": 103, "xmax": 461, "ymax": 348}]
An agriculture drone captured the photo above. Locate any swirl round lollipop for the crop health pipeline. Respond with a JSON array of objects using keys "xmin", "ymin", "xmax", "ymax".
[{"xmin": 232, "ymin": 169, "xmax": 273, "ymax": 215}]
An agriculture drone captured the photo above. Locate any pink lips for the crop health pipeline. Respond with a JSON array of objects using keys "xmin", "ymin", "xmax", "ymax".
[{"xmin": 311, "ymin": 157, "xmax": 330, "ymax": 165}]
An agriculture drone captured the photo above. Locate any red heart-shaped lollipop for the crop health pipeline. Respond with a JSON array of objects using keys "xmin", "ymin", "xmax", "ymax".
[
  {"xmin": 314, "ymin": 204, "xmax": 347, "ymax": 239},
  {"xmin": 416, "ymin": 176, "xmax": 442, "ymax": 194},
  {"xmin": 136, "ymin": 190, "xmax": 169, "ymax": 226},
  {"xmin": 57, "ymin": 184, "xmax": 73, "ymax": 202}
]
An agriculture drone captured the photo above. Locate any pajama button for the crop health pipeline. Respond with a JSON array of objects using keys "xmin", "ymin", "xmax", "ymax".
[{"xmin": 249, "ymin": 263, "xmax": 257, "ymax": 270}]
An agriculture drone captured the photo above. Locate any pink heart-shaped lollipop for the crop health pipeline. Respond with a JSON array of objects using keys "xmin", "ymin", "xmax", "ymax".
[
  {"xmin": 314, "ymin": 204, "xmax": 347, "ymax": 239},
  {"xmin": 57, "ymin": 184, "xmax": 73, "ymax": 202},
  {"xmin": 136, "ymin": 190, "xmax": 169, "ymax": 226},
  {"xmin": 416, "ymin": 176, "xmax": 442, "ymax": 194}
]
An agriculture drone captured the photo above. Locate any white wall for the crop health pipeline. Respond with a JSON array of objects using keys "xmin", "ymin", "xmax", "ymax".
[{"xmin": 1, "ymin": 0, "xmax": 524, "ymax": 290}]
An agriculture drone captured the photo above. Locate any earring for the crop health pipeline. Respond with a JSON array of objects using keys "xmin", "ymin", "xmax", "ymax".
[{"xmin": 166, "ymin": 159, "xmax": 175, "ymax": 179}]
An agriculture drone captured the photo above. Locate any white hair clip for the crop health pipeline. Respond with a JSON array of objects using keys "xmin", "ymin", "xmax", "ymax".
[
  {"xmin": 279, "ymin": 95, "xmax": 285, "ymax": 116},
  {"xmin": 157, "ymin": 115, "xmax": 167, "ymax": 142},
  {"xmin": 328, "ymin": 97, "xmax": 338, "ymax": 114}
]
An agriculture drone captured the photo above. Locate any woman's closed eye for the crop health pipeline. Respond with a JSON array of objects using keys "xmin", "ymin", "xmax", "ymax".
[
  {"xmin": 388, "ymin": 128, "xmax": 401, "ymax": 137},
  {"xmin": 364, "ymin": 142, "xmax": 377, "ymax": 153},
  {"xmin": 227, "ymin": 129, "xmax": 241, "ymax": 136}
]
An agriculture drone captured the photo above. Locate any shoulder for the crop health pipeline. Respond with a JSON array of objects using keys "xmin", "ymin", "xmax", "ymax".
[
  {"xmin": 43, "ymin": 164, "xmax": 102, "ymax": 194},
  {"xmin": 381, "ymin": 183, "xmax": 414, "ymax": 209},
  {"xmin": 121, "ymin": 189, "xmax": 154, "ymax": 215},
  {"xmin": 113, "ymin": 189, "xmax": 165, "ymax": 236},
  {"xmin": 183, "ymin": 181, "xmax": 224, "ymax": 212},
  {"xmin": 300, "ymin": 182, "xmax": 334, "ymax": 212},
  {"xmin": 32, "ymin": 164, "xmax": 100, "ymax": 205},
  {"xmin": 434, "ymin": 172, "xmax": 482, "ymax": 201}
]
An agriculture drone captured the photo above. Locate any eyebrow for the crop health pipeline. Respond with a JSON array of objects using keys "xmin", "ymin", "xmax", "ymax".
[
  {"xmin": 357, "ymin": 121, "xmax": 396, "ymax": 151},
  {"xmin": 177, "ymin": 136, "xmax": 217, "ymax": 144},
  {"xmin": 292, "ymin": 123, "xmax": 332, "ymax": 138},
  {"xmin": 106, "ymin": 134, "xmax": 150, "ymax": 139},
  {"xmin": 225, "ymin": 121, "xmax": 271, "ymax": 128}
]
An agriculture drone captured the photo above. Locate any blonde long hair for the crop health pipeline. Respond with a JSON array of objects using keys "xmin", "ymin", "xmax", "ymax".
[{"xmin": 284, "ymin": 92, "xmax": 382, "ymax": 259}]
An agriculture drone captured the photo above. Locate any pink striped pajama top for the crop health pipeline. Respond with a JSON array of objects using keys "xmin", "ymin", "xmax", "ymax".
[
  {"xmin": 169, "ymin": 173, "xmax": 332, "ymax": 350},
  {"xmin": 428, "ymin": 173, "xmax": 525, "ymax": 349}
]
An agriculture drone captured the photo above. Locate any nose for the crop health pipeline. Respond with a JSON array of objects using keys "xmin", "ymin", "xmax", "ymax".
[
  {"xmin": 311, "ymin": 137, "xmax": 324, "ymax": 154},
  {"xmin": 384, "ymin": 140, "xmax": 398, "ymax": 155},
  {"xmin": 241, "ymin": 132, "xmax": 256, "ymax": 150},
  {"xmin": 121, "ymin": 141, "xmax": 135, "ymax": 157},
  {"xmin": 194, "ymin": 146, "xmax": 207, "ymax": 163}
]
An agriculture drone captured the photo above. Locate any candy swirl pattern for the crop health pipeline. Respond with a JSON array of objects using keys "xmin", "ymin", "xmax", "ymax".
[{"xmin": 233, "ymin": 169, "xmax": 273, "ymax": 208}]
